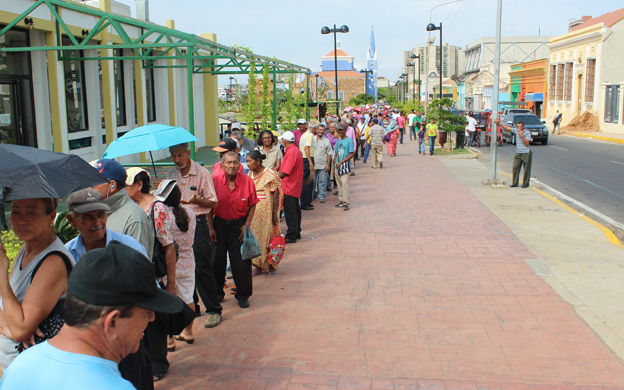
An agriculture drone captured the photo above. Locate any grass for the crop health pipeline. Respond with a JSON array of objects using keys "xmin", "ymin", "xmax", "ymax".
[{"xmin": 433, "ymin": 147, "xmax": 473, "ymax": 156}]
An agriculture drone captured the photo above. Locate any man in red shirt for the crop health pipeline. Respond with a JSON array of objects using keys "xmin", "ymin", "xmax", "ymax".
[
  {"xmin": 278, "ymin": 131, "xmax": 303, "ymax": 244},
  {"xmin": 208, "ymin": 151, "xmax": 258, "ymax": 308}
]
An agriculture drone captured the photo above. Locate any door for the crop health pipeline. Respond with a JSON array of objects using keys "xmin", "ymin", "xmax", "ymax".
[
  {"xmin": 0, "ymin": 80, "xmax": 21, "ymax": 145},
  {"xmin": 577, "ymin": 74, "xmax": 583, "ymax": 117}
]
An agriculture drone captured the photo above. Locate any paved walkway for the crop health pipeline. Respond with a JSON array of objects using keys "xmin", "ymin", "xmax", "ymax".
[{"xmin": 156, "ymin": 142, "xmax": 624, "ymax": 389}]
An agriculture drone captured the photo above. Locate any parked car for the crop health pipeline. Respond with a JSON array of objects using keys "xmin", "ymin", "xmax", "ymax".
[
  {"xmin": 502, "ymin": 108, "xmax": 531, "ymax": 117},
  {"xmin": 501, "ymin": 114, "xmax": 549, "ymax": 145}
]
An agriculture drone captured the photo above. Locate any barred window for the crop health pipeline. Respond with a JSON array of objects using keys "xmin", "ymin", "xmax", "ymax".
[
  {"xmin": 604, "ymin": 85, "xmax": 620, "ymax": 124},
  {"xmin": 584, "ymin": 59, "xmax": 596, "ymax": 103},
  {"xmin": 548, "ymin": 64, "xmax": 556, "ymax": 100},
  {"xmin": 555, "ymin": 64, "xmax": 564, "ymax": 101},
  {"xmin": 563, "ymin": 63, "xmax": 573, "ymax": 102}
]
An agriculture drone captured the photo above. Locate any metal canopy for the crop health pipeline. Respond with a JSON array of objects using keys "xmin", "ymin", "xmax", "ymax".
[{"xmin": 0, "ymin": 0, "xmax": 310, "ymax": 155}]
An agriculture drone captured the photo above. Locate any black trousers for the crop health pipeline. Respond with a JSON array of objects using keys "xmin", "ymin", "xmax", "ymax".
[
  {"xmin": 300, "ymin": 158, "xmax": 314, "ymax": 208},
  {"xmin": 119, "ymin": 340, "xmax": 153, "ymax": 390},
  {"xmin": 193, "ymin": 215, "xmax": 223, "ymax": 315},
  {"xmin": 214, "ymin": 216, "xmax": 252, "ymax": 301},
  {"xmin": 283, "ymin": 194, "xmax": 301, "ymax": 241},
  {"xmin": 144, "ymin": 302, "xmax": 169, "ymax": 373}
]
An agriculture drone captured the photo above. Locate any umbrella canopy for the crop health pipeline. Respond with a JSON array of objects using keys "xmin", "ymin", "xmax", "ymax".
[
  {"xmin": 0, "ymin": 144, "xmax": 108, "ymax": 229},
  {"xmin": 102, "ymin": 124, "xmax": 199, "ymax": 159}
]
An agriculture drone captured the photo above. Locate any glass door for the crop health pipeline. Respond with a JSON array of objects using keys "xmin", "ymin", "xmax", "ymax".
[{"xmin": 0, "ymin": 80, "xmax": 20, "ymax": 145}]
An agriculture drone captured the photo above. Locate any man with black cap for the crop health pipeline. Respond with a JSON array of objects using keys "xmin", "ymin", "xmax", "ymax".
[{"xmin": 0, "ymin": 242, "xmax": 184, "ymax": 390}]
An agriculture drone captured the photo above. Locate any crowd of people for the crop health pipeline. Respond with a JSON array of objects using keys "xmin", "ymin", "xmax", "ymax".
[{"xmin": 0, "ymin": 105, "xmax": 448, "ymax": 389}]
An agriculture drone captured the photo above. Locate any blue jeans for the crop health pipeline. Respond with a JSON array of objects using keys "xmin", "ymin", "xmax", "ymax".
[
  {"xmin": 399, "ymin": 128, "xmax": 405, "ymax": 143},
  {"xmin": 418, "ymin": 139, "xmax": 426, "ymax": 153},
  {"xmin": 314, "ymin": 169, "xmax": 328, "ymax": 200},
  {"xmin": 409, "ymin": 126, "xmax": 417, "ymax": 140},
  {"xmin": 326, "ymin": 171, "xmax": 331, "ymax": 189},
  {"xmin": 429, "ymin": 136, "xmax": 436, "ymax": 154},
  {"xmin": 363, "ymin": 143, "xmax": 371, "ymax": 163}
]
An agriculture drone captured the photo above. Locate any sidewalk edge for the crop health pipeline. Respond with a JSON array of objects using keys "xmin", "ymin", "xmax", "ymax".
[{"xmin": 570, "ymin": 132, "xmax": 624, "ymax": 145}]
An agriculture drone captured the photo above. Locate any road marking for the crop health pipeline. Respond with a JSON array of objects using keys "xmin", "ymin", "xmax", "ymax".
[
  {"xmin": 611, "ymin": 160, "xmax": 624, "ymax": 166},
  {"xmin": 550, "ymin": 146, "xmax": 568, "ymax": 151},
  {"xmin": 468, "ymin": 147, "xmax": 481, "ymax": 154}
]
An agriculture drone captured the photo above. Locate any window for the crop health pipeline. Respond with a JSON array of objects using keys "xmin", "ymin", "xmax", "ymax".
[
  {"xmin": 563, "ymin": 62, "xmax": 573, "ymax": 102},
  {"xmin": 114, "ymin": 49, "xmax": 127, "ymax": 126},
  {"xmin": 604, "ymin": 85, "xmax": 620, "ymax": 123},
  {"xmin": 555, "ymin": 64, "xmax": 564, "ymax": 101},
  {"xmin": 585, "ymin": 59, "xmax": 596, "ymax": 104},
  {"xmin": 63, "ymin": 37, "xmax": 88, "ymax": 132},
  {"xmin": 548, "ymin": 64, "xmax": 556, "ymax": 100},
  {"xmin": 327, "ymin": 91, "xmax": 334, "ymax": 100},
  {"xmin": 145, "ymin": 67, "xmax": 156, "ymax": 122},
  {"xmin": 338, "ymin": 91, "xmax": 345, "ymax": 102}
]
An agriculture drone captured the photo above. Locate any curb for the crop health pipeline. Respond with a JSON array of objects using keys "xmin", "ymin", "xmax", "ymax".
[{"xmin": 570, "ymin": 132, "xmax": 624, "ymax": 145}]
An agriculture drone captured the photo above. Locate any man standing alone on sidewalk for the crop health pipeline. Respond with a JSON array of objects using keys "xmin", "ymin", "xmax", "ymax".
[
  {"xmin": 552, "ymin": 110, "xmax": 562, "ymax": 135},
  {"xmin": 465, "ymin": 113, "xmax": 478, "ymax": 147},
  {"xmin": 497, "ymin": 119, "xmax": 533, "ymax": 188},
  {"xmin": 367, "ymin": 119, "xmax": 385, "ymax": 169},
  {"xmin": 334, "ymin": 123, "xmax": 355, "ymax": 211},
  {"xmin": 278, "ymin": 131, "xmax": 303, "ymax": 244}
]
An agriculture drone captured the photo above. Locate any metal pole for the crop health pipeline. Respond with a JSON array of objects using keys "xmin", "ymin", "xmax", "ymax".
[
  {"xmin": 333, "ymin": 25, "xmax": 339, "ymax": 116},
  {"xmin": 306, "ymin": 72, "xmax": 310, "ymax": 122},
  {"xmin": 272, "ymin": 67, "xmax": 277, "ymax": 131},
  {"xmin": 418, "ymin": 57, "xmax": 421, "ymax": 103},
  {"xmin": 412, "ymin": 66, "xmax": 415, "ymax": 103},
  {"xmin": 489, "ymin": 0, "xmax": 503, "ymax": 182},
  {"xmin": 439, "ymin": 23, "xmax": 443, "ymax": 100},
  {"xmin": 187, "ymin": 48, "xmax": 195, "ymax": 160}
]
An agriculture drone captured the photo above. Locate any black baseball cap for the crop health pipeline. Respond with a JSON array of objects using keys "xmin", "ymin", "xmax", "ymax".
[
  {"xmin": 212, "ymin": 138, "xmax": 238, "ymax": 153},
  {"xmin": 68, "ymin": 241, "xmax": 183, "ymax": 314},
  {"xmin": 67, "ymin": 188, "xmax": 110, "ymax": 214}
]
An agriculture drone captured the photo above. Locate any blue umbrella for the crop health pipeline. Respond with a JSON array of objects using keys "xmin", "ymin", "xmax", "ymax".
[{"xmin": 102, "ymin": 124, "xmax": 199, "ymax": 178}]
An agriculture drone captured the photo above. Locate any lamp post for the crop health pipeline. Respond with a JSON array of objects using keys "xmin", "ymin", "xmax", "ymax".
[
  {"xmin": 321, "ymin": 24, "xmax": 349, "ymax": 115},
  {"xmin": 426, "ymin": 22, "xmax": 443, "ymax": 100},
  {"xmin": 401, "ymin": 73, "xmax": 408, "ymax": 104},
  {"xmin": 360, "ymin": 68, "xmax": 373, "ymax": 106},
  {"xmin": 228, "ymin": 76, "xmax": 234, "ymax": 102},
  {"xmin": 406, "ymin": 63, "xmax": 415, "ymax": 103},
  {"xmin": 410, "ymin": 53, "xmax": 421, "ymax": 103},
  {"xmin": 314, "ymin": 73, "xmax": 319, "ymax": 101}
]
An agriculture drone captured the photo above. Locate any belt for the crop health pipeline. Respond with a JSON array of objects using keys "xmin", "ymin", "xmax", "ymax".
[
  {"xmin": 215, "ymin": 216, "xmax": 246, "ymax": 225},
  {"xmin": 196, "ymin": 214, "xmax": 207, "ymax": 222}
]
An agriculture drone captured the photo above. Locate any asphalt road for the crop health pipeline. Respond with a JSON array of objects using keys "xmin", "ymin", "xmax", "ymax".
[{"xmin": 469, "ymin": 133, "xmax": 624, "ymax": 225}]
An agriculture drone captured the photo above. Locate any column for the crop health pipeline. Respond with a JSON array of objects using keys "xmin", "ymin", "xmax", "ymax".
[
  {"xmin": 200, "ymin": 33, "xmax": 219, "ymax": 146},
  {"xmin": 46, "ymin": 31, "xmax": 69, "ymax": 153}
]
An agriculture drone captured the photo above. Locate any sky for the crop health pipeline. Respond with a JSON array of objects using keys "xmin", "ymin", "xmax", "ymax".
[{"xmin": 115, "ymin": 0, "xmax": 622, "ymax": 85}]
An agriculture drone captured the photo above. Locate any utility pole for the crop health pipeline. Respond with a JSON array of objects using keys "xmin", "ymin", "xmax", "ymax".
[{"xmin": 486, "ymin": 0, "xmax": 503, "ymax": 185}]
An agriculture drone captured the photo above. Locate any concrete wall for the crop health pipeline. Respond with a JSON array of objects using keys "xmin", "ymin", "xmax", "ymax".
[{"xmin": 598, "ymin": 19, "xmax": 624, "ymax": 134}]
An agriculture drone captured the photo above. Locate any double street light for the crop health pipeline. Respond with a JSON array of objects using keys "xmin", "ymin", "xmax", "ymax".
[
  {"xmin": 409, "ymin": 53, "xmax": 421, "ymax": 103},
  {"xmin": 401, "ymin": 73, "xmax": 407, "ymax": 103},
  {"xmin": 426, "ymin": 22, "xmax": 443, "ymax": 99},
  {"xmin": 321, "ymin": 24, "xmax": 349, "ymax": 115},
  {"xmin": 360, "ymin": 68, "xmax": 374, "ymax": 105}
]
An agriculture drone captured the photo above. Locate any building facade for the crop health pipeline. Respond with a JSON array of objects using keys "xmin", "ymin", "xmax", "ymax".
[
  {"xmin": 312, "ymin": 48, "xmax": 365, "ymax": 106},
  {"xmin": 596, "ymin": 8, "xmax": 624, "ymax": 134},
  {"xmin": 464, "ymin": 36, "xmax": 551, "ymax": 76},
  {"xmin": 509, "ymin": 59, "xmax": 549, "ymax": 118}
]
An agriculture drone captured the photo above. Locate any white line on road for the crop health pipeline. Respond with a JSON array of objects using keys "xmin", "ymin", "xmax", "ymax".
[
  {"xmin": 611, "ymin": 160, "xmax": 624, "ymax": 166},
  {"xmin": 549, "ymin": 146, "xmax": 568, "ymax": 151}
]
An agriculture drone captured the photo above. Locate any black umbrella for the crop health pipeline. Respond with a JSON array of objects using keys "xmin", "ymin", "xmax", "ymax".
[{"xmin": 0, "ymin": 144, "xmax": 108, "ymax": 230}]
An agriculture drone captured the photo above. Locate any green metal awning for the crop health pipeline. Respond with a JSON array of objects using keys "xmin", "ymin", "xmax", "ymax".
[{"xmin": 0, "ymin": 0, "xmax": 311, "ymax": 156}]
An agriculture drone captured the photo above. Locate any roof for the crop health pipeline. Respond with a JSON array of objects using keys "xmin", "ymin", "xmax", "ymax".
[
  {"xmin": 314, "ymin": 71, "xmax": 364, "ymax": 78},
  {"xmin": 322, "ymin": 48, "xmax": 352, "ymax": 58},
  {"xmin": 571, "ymin": 7, "xmax": 624, "ymax": 31}
]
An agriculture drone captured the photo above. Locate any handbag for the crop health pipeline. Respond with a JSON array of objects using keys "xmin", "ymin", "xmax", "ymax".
[
  {"xmin": 384, "ymin": 132, "xmax": 391, "ymax": 142},
  {"xmin": 268, "ymin": 229, "xmax": 285, "ymax": 266},
  {"xmin": 150, "ymin": 201, "xmax": 179, "ymax": 278},
  {"xmin": 16, "ymin": 251, "xmax": 72, "ymax": 354},
  {"xmin": 336, "ymin": 160, "xmax": 351, "ymax": 176},
  {"xmin": 240, "ymin": 224, "xmax": 262, "ymax": 260}
]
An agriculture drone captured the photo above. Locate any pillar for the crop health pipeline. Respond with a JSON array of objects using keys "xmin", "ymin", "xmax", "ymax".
[
  {"xmin": 99, "ymin": 0, "xmax": 117, "ymax": 148},
  {"xmin": 200, "ymin": 33, "xmax": 219, "ymax": 146},
  {"xmin": 46, "ymin": 31, "xmax": 69, "ymax": 153}
]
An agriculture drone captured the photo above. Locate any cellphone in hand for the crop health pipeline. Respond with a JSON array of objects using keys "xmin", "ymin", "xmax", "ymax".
[{"xmin": 190, "ymin": 186, "xmax": 197, "ymax": 191}]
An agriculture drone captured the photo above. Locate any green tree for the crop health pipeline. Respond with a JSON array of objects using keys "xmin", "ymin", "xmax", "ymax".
[
  {"xmin": 348, "ymin": 93, "xmax": 375, "ymax": 106},
  {"xmin": 426, "ymin": 98, "xmax": 466, "ymax": 133}
]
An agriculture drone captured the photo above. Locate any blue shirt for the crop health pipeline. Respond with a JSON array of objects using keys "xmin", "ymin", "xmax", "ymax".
[
  {"xmin": 65, "ymin": 227, "xmax": 148, "ymax": 262},
  {"xmin": 334, "ymin": 137, "xmax": 354, "ymax": 167},
  {"xmin": 0, "ymin": 341, "xmax": 135, "ymax": 390}
]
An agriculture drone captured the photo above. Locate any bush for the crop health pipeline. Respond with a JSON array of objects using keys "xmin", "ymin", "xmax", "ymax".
[{"xmin": 1, "ymin": 230, "xmax": 23, "ymax": 271}]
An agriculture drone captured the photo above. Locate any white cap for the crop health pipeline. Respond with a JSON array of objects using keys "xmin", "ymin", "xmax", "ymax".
[
  {"xmin": 279, "ymin": 131, "xmax": 296, "ymax": 142},
  {"xmin": 296, "ymin": 119, "xmax": 307, "ymax": 124},
  {"xmin": 231, "ymin": 122, "xmax": 242, "ymax": 130}
]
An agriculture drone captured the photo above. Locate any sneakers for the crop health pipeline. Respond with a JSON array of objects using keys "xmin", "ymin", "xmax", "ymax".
[
  {"xmin": 204, "ymin": 313, "xmax": 222, "ymax": 328},
  {"xmin": 333, "ymin": 191, "xmax": 339, "ymax": 196},
  {"xmin": 335, "ymin": 203, "xmax": 344, "ymax": 208},
  {"xmin": 238, "ymin": 298, "xmax": 250, "ymax": 308},
  {"xmin": 343, "ymin": 205, "xmax": 350, "ymax": 211},
  {"xmin": 350, "ymin": 172, "xmax": 355, "ymax": 176},
  {"xmin": 230, "ymin": 284, "xmax": 237, "ymax": 294},
  {"xmin": 320, "ymin": 199, "xmax": 325, "ymax": 203}
]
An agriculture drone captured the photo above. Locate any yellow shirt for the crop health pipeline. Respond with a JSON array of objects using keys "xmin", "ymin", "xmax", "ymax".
[
  {"xmin": 426, "ymin": 124, "xmax": 438, "ymax": 137},
  {"xmin": 364, "ymin": 126, "xmax": 371, "ymax": 144},
  {"xmin": 299, "ymin": 131, "xmax": 315, "ymax": 157}
]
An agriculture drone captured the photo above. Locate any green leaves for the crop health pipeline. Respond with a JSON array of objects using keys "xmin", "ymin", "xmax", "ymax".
[{"xmin": 426, "ymin": 98, "xmax": 466, "ymax": 132}]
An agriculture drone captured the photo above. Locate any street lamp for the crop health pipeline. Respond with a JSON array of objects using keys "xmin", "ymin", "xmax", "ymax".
[
  {"xmin": 314, "ymin": 73, "xmax": 319, "ymax": 101},
  {"xmin": 321, "ymin": 24, "xmax": 349, "ymax": 115},
  {"xmin": 426, "ymin": 22, "xmax": 443, "ymax": 100},
  {"xmin": 228, "ymin": 76, "xmax": 234, "ymax": 102},
  {"xmin": 410, "ymin": 53, "xmax": 421, "ymax": 103},
  {"xmin": 360, "ymin": 68, "xmax": 373, "ymax": 106},
  {"xmin": 401, "ymin": 73, "xmax": 407, "ymax": 104}
]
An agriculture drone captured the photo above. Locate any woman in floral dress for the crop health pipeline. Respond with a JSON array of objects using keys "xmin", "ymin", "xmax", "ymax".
[
  {"xmin": 246, "ymin": 150, "xmax": 281, "ymax": 277},
  {"xmin": 386, "ymin": 118, "xmax": 399, "ymax": 157}
]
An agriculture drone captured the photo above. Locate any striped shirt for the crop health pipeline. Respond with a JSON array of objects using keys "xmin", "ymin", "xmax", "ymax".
[
  {"xmin": 513, "ymin": 128, "xmax": 532, "ymax": 154},
  {"xmin": 279, "ymin": 144, "xmax": 303, "ymax": 198}
]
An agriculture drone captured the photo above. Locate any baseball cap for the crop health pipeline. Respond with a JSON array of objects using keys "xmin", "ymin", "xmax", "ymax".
[
  {"xmin": 68, "ymin": 241, "xmax": 183, "ymax": 314},
  {"xmin": 296, "ymin": 119, "xmax": 307, "ymax": 125},
  {"xmin": 212, "ymin": 138, "xmax": 239, "ymax": 153},
  {"xmin": 93, "ymin": 159, "xmax": 127, "ymax": 183},
  {"xmin": 231, "ymin": 122, "xmax": 243, "ymax": 130},
  {"xmin": 338, "ymin": 123, "xmax": 347, "ymax": 130},
  {"xmin": 279, "ymin": 131, "xmax": 296, "ymax": 142},
  {"xmin": 271, "ymin": 131, "xmax": 279, "ymax": 138},
  {"xmin": 125, "ymin": 167, "xmax": 149, "ymax": 186},
  {"xmin": 153, "ymin": 179, "xmax": 177, "ymax": 202},
  {"xmin": 67, "ymin": 188, "xmax": 110, "ymax": 214}
]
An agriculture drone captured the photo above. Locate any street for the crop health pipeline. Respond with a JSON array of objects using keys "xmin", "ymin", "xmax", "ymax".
[{"xmin": 469, "ymin": 133, "xmax": 624, "ymax": 225}]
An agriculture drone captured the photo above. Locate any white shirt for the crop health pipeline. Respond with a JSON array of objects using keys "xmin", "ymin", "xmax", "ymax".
[
  {"xmin": 466, "ymin": 117, "xmax": 477, "ymax": 132},
  {"xmin": 407, "ymin": 114, "xmax": 416, "ymax": 126}
]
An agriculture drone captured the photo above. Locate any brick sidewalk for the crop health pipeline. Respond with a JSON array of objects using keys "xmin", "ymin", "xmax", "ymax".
[{"xmin": 156, "ymin": 142, "xmax": 624, "ymax": 389}]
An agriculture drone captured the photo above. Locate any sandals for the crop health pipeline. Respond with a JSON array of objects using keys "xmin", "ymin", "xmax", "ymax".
[
  {"xmin": 174, "ymin": 335, "xmax": 194, "ymax": 344},
  {"xmin": 268, "ymin": 271, "xmax": 278, "ymax": 278},
  {"xmin": 153, "ymin": 371, "xmax": 166, "ymax": 381},
  {"xmin": 252, "ymin": 270, "xmax": 262, "ymax": 277}
]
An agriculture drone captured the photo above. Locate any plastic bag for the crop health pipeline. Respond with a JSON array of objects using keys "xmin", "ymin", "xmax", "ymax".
[
  {"xmin": 268, "ymin": 236, "xmax": 285, "ymax": 266},
  {"xmin": 241, "ymin": 224, "xmax": 262, "ymax": 260}
]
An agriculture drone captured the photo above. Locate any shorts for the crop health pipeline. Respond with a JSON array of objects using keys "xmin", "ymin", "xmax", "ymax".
[{"xmin": 164, "ymin": 266, "xmax": 196, "ymax": 304}]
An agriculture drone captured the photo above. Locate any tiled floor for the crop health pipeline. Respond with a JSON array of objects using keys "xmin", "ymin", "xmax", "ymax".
[{"xmin": 156, "ymin": 143, "xmax": 624, "ymax": 389}]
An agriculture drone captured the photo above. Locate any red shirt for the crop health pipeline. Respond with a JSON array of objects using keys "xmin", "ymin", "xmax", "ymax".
[
  {"xmin": 212, "ymin": 172, "xmax": 259, "ymax": 220},
  {"xmin": 213, "ymin": 162, "xmax": 244, "ymax": 179},
  {"xmin": 292, "ymin": 129, "xmax": 302, "ymax": 147},
  {"xmin": 279, "ymin": 144, "xmax": 303, "ymax": 198}
]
